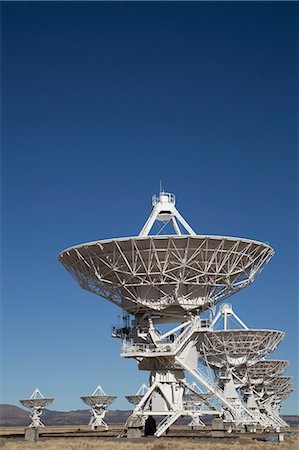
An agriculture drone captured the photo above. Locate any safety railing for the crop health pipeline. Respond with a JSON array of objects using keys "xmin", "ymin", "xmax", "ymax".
[
  {"xmin": 121, "ymin": 318, "xmax": 211, "ymax": 357},
  {"xmin": 121, "ymin": 341, "xmax": 173, "ymax": 356},
  {"xmin": 172, "ymin": 319, "xmax": 211, "ymax": 352}
]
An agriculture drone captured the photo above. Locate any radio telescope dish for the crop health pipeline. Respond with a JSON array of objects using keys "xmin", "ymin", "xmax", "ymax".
[
  {"xmin": 59, "ymin": 237, "xmax": 273, "ymax": 318},
  {"xmin": 236, "ymin": 360, "xmax": 288, "ymax": 385},
  {"xmin": 125, "ymin": 396, "xmax": 143, "ymax": 406},
  {"xmin": 126, "ymin": 384, "xmax": 149, "ymax": 406},
  {"xmin": 81, "ymin": 385, "xmax": 116, "ymax": 430},
  {"xmin": 275, "ymin": 386, "xmax": 293, "ymax": 400},
  {"xmin": 81, "ymin": 395, "xmax": 116, "ymax": 408},
  {"xmin": 254, "ymin": 377, "xmax": 293, "ymax": 405},
  {"xmin": 59, "ymin": 191, "xmax": 273, "ymax": 318},
  {"xmin": 248, "ymin": 377, "xmax": 292, "ymax": 397},
  {"xmin": 263, "ymin": 376, "xmax": 292, "ymax": 391},
  {"xmin": 20, "ymin": 389, "xmax": 54, "ymax": 428},
  {"xmin": 198, "ymin": 330, "xmax": 284, "ymax": 368}
]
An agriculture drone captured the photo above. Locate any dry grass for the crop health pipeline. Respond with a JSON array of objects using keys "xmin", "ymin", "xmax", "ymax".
[{"xmin": 0, "ymin": 435, "xmax": 298, "ymax": 450}]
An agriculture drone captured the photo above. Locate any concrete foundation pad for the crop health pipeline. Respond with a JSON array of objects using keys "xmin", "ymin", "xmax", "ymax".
[{"xmin": 25, "ymin": 427, "xmax": 39, "ymax": 441}]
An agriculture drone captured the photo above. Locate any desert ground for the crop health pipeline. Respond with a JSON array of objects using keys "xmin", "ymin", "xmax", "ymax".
[
  {"xmin": 0, "ymin": 425, "xmax": 298, "ymax": 450},
  {"xmin": 0, "ymin": 436, "xmax": 299, "ymax": 450}
]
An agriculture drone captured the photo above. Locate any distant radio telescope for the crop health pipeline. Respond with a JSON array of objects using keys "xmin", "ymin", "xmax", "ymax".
[
  {"xmin": 20, "ymin": 389, "xmax": 54, "ymax": 428},
  {"xmin": 81, "ymin": 385, "xmax": 116, "ymax": 430}
]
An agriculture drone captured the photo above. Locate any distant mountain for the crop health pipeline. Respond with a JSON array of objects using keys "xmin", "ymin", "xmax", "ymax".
[
  {"xmin": 0, "ymin": 405, "xmax": 29, "ymax": 426},
  {"xmin": 0, "ymin": 404, "xmax": 298, "ymax": 428},
  {"xmin": 284, "ymin": 415, "xmax": 299, "ymax": 428},
  {"xmin": 0, "ymin": 404, "xmax": 132, "ymax": 426}
]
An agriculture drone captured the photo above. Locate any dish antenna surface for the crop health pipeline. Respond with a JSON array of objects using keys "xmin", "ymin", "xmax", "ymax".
[
  {"xmin": 236, "ymin": 360, "xmax": 289, "ymax": 385},
  {"xmin": 126, "ymin": 384, "xmax": 149, "ymax": 406},
  {"xmin": 59, "ymin": 191, "xmax": 273, "ymax": 319},
  {"xmin": 20, "ymin": 389, "xmax": 54, "ymax": 428}
]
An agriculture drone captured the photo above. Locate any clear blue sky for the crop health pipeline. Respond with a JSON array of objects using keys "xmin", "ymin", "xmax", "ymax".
[{"xmin": 1, "ymin": 2, "xmax": 298, "ymax": 414}]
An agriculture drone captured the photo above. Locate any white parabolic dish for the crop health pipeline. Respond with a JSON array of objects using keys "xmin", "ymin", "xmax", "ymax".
[
  {"xmin": 125, "ymin": 395, "xmax": 144, "ymax": 405},
  {"xmin": 81, "ymin": 395, "xmax": 116, "ymax": 408},
  {"xmin": 59, "ymin": 235, "xmax": 273, "ymax": 317},
  {"xmin": 236, "ymin": 360, "xmax": 289, "ymax": 382},
  {"xmin": 197, "ymin": 329, "xmax": 284, "ymax": 368},
  {"xmin": 263, "ymin": 376, "xmax": 292, "ymax": 390},
  {"xmin": 261, "ymin": 377, "xmax": 293, "ymax": 399},
  {"xmin": 20, "ymin": 398, "xmax": 54, "ymax": 409}
]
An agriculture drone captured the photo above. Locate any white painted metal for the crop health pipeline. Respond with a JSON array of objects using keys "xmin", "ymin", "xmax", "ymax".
[
  {"xmin": 236, "ymin": 360, "xmax": 289, "ymax": 385},
  {"xmin": 199, "ymin": 305, "xmax": 290, "ymax": 430},
  {"xmin": 126, "ymin": 384, "xmax": 149, "ymax": 406},
  {"xmin": 59, "ymin": 190, "xmax": 289, "ymax": 436},
  {"xmin": 198, "ymin": 329, "xmax": 284, "ymax": 369},
  {"xmin": 20, "ymin": 389, "xmax": 54, "ymax": 428},
  {"xmin": 183, "ymin": 383, "xmax": 218, "ymax": 428},
  {"xmin": 59, "ymin": 236, "xmax": 274, "ymax": 318},
  {"xmin": 120, "ymin": 314, "xmax": 269, "ymax": 435},
  {"xmin": 212, "ymin": 303, "xmax": 249, "ymax": 330},
  {"xmin": 139, "ymin": 191, "xmax": 196, "ymax": 236},
  {"xmin": 81, "ymin": 385, "xmax": 116, "ymax": 430}
]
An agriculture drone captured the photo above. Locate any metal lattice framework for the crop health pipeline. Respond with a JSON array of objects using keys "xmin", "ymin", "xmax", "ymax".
[
  {"xmin": 263, "ymin": 376, "xmax": 293, "ymax": 392},
  {"xmin": 236, "ymin": 360, "xmax": 289, "ymax": 385},
  {"xmin": 274, "ymin": 386, "xmax": 294, "ymax": 401},
  {"xmin": 59, "ymin": 235, "xmax": 273, "ymax": 317},
  {"xmin": 253, "ymin": 379, "xmax": 293, "ymax": 429},
  {"xmin": 249, "ymin": 377, "xmax": 293, "ymax": 399},
  {"xmin": 198, "ymin": 330, "xmax": 284, "ymax": 368}
]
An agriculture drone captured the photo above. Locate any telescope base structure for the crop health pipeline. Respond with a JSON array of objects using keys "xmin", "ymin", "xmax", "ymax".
[
  {"xmin": 188, "ymin": 415, "xmax": 206, "ymax": 428},
  {"xmin": 29, "ymin": 409, "xmax": 44, "ymax": 428},
  {"xmin": 130, "ymin": 370, "xmax": 219, "ymax": 437},
  {"xmin": 249, "ymin": 395, "xmax": 290, "ymax": 430},
  {"xmin": 88, "ymin": 407, "xmax": 108, "ymax": 431},
  {"xmin": 120, "ymin": 317, "xmax": 279, "ymax": 437}
]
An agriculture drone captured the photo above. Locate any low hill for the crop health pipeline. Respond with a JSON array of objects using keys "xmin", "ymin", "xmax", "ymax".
[
  {"xmin": 0, "ymin": 404, "xmax": 132, "ymax": 426},
  {"xmin": 0, "ymin": 404, "xmax": 298, "ymax": 428},
  {"xmin": 284, "ymin": 415, "xmax": 299, "ymax": 428}
]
